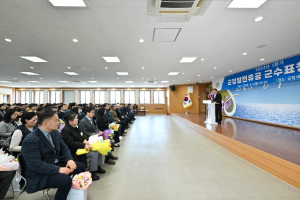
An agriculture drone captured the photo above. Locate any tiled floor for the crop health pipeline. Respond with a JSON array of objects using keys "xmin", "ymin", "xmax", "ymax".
[{"xmin": 7, "ymin": 114, "xmax": 300, "ymax": 199}]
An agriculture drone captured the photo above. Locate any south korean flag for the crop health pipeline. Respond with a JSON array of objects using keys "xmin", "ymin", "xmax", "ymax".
[{"xmin": 183, "ymin": 90, "xmax": 192, "ymax": 109}]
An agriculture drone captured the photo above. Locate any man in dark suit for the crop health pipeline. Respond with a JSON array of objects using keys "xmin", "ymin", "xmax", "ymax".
[
  {"xmin": 21, "ymin": 110, "xmax": 86, "ymax": 200},
  {"xmin": 57, "ymin": 104, "xmax": 67, "ymax": 120},
  {"xmin": 212, "ymin": 88, "xmax": 222, "ymax": 124}
]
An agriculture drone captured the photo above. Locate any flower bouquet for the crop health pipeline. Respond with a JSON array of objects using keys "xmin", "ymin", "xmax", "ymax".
[
  {"xmin": 109, "ymin": 123, "xmax": 118, "ymax": 131},
  {"xmin": 71, "ymin": 172, "xmax": 92, "ymax": 190},
  {"xmin": 0, "ymin": 148, "xmax": 19, "ymax": 171}
]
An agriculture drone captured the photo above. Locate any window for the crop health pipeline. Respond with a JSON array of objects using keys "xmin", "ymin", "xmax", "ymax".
[
  {"xmin": 94, "ymin": 91, "xmax": 105, "ymax": 104},
  {"xmin": 110, "ymin": 90, "xmax": 120, "ymax": 104},
  {"xmin": 80, "ymin": 91, "xmax": 91, "ymax": 104},
  {"xmin": 19, "ymin": 91, "xmax": 30, "ymax": 104},
  {"xmin": 48, "ymin": 91, "xmax": 60, "ymax": 104},
  {"xmin": 124, "ymin": 90, "xmax": 135, "ymax": 104},
  {"xmin": 154, "ymin": 91, "xmax": 165, "ymax": 104},
  {"xmin": 139, "ymin": 91, "xmax": 150, "ymax": 104},
  {"xmin": 32, "ymin": 91, "xmax": 44, "ymax": 104}
]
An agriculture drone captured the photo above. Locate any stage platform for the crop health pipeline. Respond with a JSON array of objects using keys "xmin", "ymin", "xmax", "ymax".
[{"xmin": 172, "ymin": 113, "xmax": 300, "ymax": 189}]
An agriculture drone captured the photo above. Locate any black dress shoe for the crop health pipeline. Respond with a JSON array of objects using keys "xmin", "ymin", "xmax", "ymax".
[
  {"xmin": 123, "ymin": 132, "xmax": 127, "ymax": 134},
  {"xmin": 91, "ymin": 172, "xmax": 100, "ymax": 181},
  {"xmin": 110, "ymin": 154, "xmax": 118, "ymax": 160},
  {"xmin": 98, "ymin": 166, "xmax": 106, "ymax": 174},
  {"xmin": 105, "ymin": 159, "xmax": 116, "ymax": 165}
]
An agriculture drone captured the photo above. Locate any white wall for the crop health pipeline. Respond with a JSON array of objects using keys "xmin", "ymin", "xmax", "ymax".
[{"xmin": 0, "ymin": 88, "xmax": 14, "ymax": 103}]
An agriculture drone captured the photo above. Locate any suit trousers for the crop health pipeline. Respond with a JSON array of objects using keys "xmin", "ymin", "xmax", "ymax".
[
  {"xmin": 215, "ymin": 104, "xmax": 222, "ymax": 123},
  {"xmin": 0, "ymin": 170, "xmax": 16, "ymax": 199},
  {"xmin": 42, "ymin": 161, "xmax": 86, "ymax": 200},
  {"xmin": 86, "ymin": 151, "xmax": 102, "ymax": 172}
]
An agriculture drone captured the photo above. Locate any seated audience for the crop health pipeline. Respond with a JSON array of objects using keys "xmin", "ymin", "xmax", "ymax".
[
  {"xmin": 97, "ymin": 108, "xmax": 121, "ymax": 147},
  {"xmin": 15, "ymin": 108, "xmax": 24, "ymax": 126},
  {"xmin": 21, "ymin": 110, "xmax": 86, "ymax": 200},
  {"xmin": 0, "ymin": 170, "xmax": 16, "ymax": 199},
  {"xmin": 79, "ymin": 107, "xmax": 118, "ymax": 165},
  {"xmin": 61, "ymin": 113, "xmax": 106, "ymax": 181},
  {"xmin": 0, "ymin": 104, "xmax": 6, "ymax": 122},
  {"xmin": 78, "ymin": 106, "xmax": 87, "ymax": 123},
  {"xmin": 133, "ymin": 103, "xmax": 138, "ymax": 111},
  {"xmin": 37, "ymin": 106, "xmax": 45, "ymax": 114},
  {"xmin": 9, "ymin": 112, "xmax": 37, "ymax": 157},
  {"xmin": 110, "ymin": 104, "xmax": 127, "ymax": 135},
  {"xmin": 28, "ymin": 104, "xmax": 37, "ymax": 113},
  {"xmin": 58, "ymin": 104, "xmax": 67, "ymax": 120},
  {"xmin": 0, "ymin": 109, "xmax": 18, "ymax": 151}
]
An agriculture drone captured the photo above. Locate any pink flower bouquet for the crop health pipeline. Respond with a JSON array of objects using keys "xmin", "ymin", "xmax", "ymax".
[{"xmin": 71, "ymin": 172, "xmax": 92, "ymax": 190}]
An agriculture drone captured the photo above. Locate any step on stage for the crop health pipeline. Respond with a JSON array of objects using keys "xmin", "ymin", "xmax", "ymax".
[{"xmin": 173, "ymin": 113, "xmax": 300, "ymax": 189}]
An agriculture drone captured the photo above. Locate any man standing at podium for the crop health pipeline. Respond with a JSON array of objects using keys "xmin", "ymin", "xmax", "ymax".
[{"xmin": 212, "ymin": 88, "xmax": 222, "ymax": 124}]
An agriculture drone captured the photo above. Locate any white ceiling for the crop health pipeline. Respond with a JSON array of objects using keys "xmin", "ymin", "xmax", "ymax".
[{"xmin": 1, "ymin": 0, "xmax": 300, "ymax": 88}]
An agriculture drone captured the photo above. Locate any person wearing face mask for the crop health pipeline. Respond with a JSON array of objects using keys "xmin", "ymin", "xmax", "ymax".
[
  {"xmin": 0, "ymin": 109, "xmax": 18, "ymax": 151},
  {"xmin": 9, "ymin": 112, "xmax": 37, "ymax": 157}
]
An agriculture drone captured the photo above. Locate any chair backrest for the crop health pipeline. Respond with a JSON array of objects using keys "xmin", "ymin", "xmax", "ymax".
[
  {"xmin": 17, "ymin": 153, "xmax": 25, "ymax": 177},
  {"xmin": 140, "ymin": 105, "xmax": 145, "ymax": 110}
]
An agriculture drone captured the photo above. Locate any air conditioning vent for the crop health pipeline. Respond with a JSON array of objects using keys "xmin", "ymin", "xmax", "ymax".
[
  {"xmin": 145, "ymin": 80, "xmax": 158, "ymax": 84},
  {"xmin": 161, "ymin": 0, "xmax": 195, "ymax": 8}
]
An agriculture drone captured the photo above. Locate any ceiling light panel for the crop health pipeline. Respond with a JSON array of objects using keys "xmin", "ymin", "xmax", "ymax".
[
  {"xmin": 64, "ymin": 72, "xmax": 79, "ymax": 75},
  {"xmin": 58, "ymin": 81, "xmax": 68, "ymax": 83},
  {"xmin": 103, "ymin": 57, "xmax": 120, "ymax": 63},
  {"xmin": 228, "ymin": 0, "xmax": 267, "ymax": 8},
  {"xmin": 125, "ymin": 81, "xmax": 133, "ymax": 83},
  {"xmin": 88, "ymin": 81, "xmax": 98, "ymax": 83},
  {"xmin": 168, "ymin": 72, "xmax": 179, "ymax": 75},
  {"xmin": 161, "ymin": 81, "xmax": 169, "ymax": 83},
  {"xmin": 20, "ymin": 56, "xmax": 47, "ymax": 62},
  {"xmin": 20, "ymin": 72, "xmax": 40, "ymax": 75},
  {"xmin": 116, "ymin": 72, "xmax": 129, "ymax": 75},
  {"xmin": 179, "ymin": 57, "xmax": 198, "ymax": 63},
  {"xmin": 49, "ymin": 0, "xmax": 86, "ymax": 7}
]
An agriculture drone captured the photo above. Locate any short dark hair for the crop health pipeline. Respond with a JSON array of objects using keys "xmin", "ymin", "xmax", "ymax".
[
  {"xmin": 213, "ymin": 88, "xmax": 217, "ymax": 91},
  {"xmin": 37, "ymin": 106, "xmax": 44, "ymax": 112},
  {"xmin": 29, "ymin": 104, "xmax": 37, "ymax": 108},
  {"xmin": 65, "ymin": 112, "xmax": 77, "ymax": 124},
  {"xmin": 111, "ymin": 104, "xmax": 115, "ymax": 108},
  {"xmin": 4, "ymin": 109, "xmax": 17, "ymax": 123},
  {"xmin": 21, "ymin": 112, "xmax": 37, "ymax": 125},
  {"xmin": 0, "ymin": 104, "xmax": 5, "ymax": 107},
  {"xmin": 98, "ymin": 108, "xmax": 106, "ymax": 117},
  {"xmin": 58, "ymin": 104, "xmax": 65, "ymax": 110},
  {"xmin": 37, "ymin": 110, "xmax": 57, "ymax": 125},
  {"xmin": 85, "ymin": 106, "xmax": 94, "ymax": 114},
  {"xmin": 71, "ymin": 107, "xmax": 79, "ymax": 114},
  {"xmin": 103, "ymin": 103, "xmax": 108, "ymax": 107}
]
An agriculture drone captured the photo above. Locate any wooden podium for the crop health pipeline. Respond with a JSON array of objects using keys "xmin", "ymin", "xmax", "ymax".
[{"xmin": 203, "ymin": 100, "xmax": 217, "ymax": 125}]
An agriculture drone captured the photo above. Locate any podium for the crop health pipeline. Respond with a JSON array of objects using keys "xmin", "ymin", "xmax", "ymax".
[{"xmin": 203, "ymin": 100, "xmax": 217, "ymax": 125}]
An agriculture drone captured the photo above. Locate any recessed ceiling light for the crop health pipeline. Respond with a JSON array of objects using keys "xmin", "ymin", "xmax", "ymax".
[
  {"xmin": 211, "ymin": 77, "xmax": 214, "ymax": 78},
  {"xmin": 49, "ymin": 0, "xmax": 86, "ymax": 7},
  {"xmin": 20, "ymin": 56, "xmax": 47, "ymax": 62},
  {"xmin": 58, "ymin": 81, "xmax": 68, "ymax": 83},
  {"xmin": 260, "ymin": 58, "xmax": 265, "ymax": 61},
  {"xmin": 243, "ymin": 53, "xmax": 247, "ymax": 55},
  {"xmin": 5, "ymin": 38, "xmax": 12, "ymax": 42},
  {"xmin": 103, "ymin": 57, "xmax": 120, "ymax": 63},
  {"xmin": 20, "ymin": 72, "xmax": 39, "ymax": 75},
  {"xmin": 116, "ymin": 72, "xmax": 129, "ymax": 75},
  {"xmin": 139, "ymin": 39, "xmax": 144, "ymax": 43},
  {"xmin": 181, "ymin": 83, "xmax": 183, "ymax": 84},
  {"xmin": 0, "ymin": 81, "xmax": 12, "ymax": 83},
  {"xmin": 179, "ymin": 57, "xmax": 198, "ymax": 63},
  {"xmin": 14, "ymin": 78, "xmax": 17, "ymax": 79},
  {"xmin": 141, "ymin": 67, "xmax": 144, "ymax": 69},
  {"xmin": 64, "ymin": 72, "xmax": 79, "ymax": 75},
  {"xmin": 214, "ymin": 67, "xmax": 217, "ymax": 69},
  {"xmin": 161, "ymin": 81, "xmax": 169, "ymax": 83},
  {"xmin": 30, "ymin": 67, "xmax": 34, "ymax": 69},
  {"xmin": 168, "ymin": 72, "xmax": 179, "ymax": 75},
  {"xmin": 91, "ymin": 77, "xmax": 94, "ymax": 79},
  {"xmin": 88, "ymin": 81, "xmax": 98, "ymax": 83},
  {"xmin": 40, "ymin": 78, "xmax": 43, "ymax": 79},
  {"xmin": 73, "ymin": 39, "xmax": 78, "ymax": 42},
  {"xmin": 198, "ymin": 75, "xmax": 200, "ymax": 76},
  {"xmin": 228, "ymin": 0, "xmax": 267, "ymax": 8},
  {"xmin": 201, "ymin": 58, "xmax": 204, "ymax": 61},
  {"xmin": 117, "ymin": 78, "xmax": 119, "ymax": 79},
  {"xmin": 105, "ymin": 67, "xmax": 108, "ymax": 69},
  {"xmin": 68, "ymin": 67, "xmax": 71, "ymax": 69},
  {"xmin": 125, "ymin": 81, "xmax": 133, "ymax": 83},
  {"xmin": 188, "ymin": 80, "xmax": 190, "ymax": 81},
  {"xmin": 254, "ymin": 16, "xmax": 264, "ymax": 22},
  {"xmin": 200, "ymin": 81, "xmax": 202, "ymax": 82},
  {"xmin": 142, "ymin": 78, "xmax": 145, "ymax": 79},
  {"xmin": 229, "ymin": 70, "xmax": 233, "ymax": 72},
  {"xmin": 182, "ymin": 73, "xmax": 185, "ymax": 74},
  {"xmin": 173, "ymin": 80, "xmax": 175, "ymax": 81},
  {"xmin": 28, "ymin": 81, "xmax": 40, "ymax": 83}
]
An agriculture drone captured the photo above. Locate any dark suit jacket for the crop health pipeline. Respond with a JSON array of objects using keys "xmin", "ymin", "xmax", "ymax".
[
  {"xmin": 116, "ymin": 109, "xmax": 124, "ymax": 119},
  {"xmin": 78, "ymin": 117, "xmax": 99, "ymax": 137},
  {"xmin": 0, "ymin": 110, "xmax": 4, "ymax": 122},
  {"xmin": 21, "ymin": 128, "xmax": 73, "ymax": 193},
  {"xmin": 133, "ymin": 105, "xmax": 138, "ymax": 111},
  {"xmin": 212, "ymin": 93, "xmax": 222, "ymax": 105}
]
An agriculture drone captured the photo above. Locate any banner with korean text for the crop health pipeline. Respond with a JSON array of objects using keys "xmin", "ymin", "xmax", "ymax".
[{"xmin": 221, "ymin": 54, "xmax": 300, "ymax": 90}]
